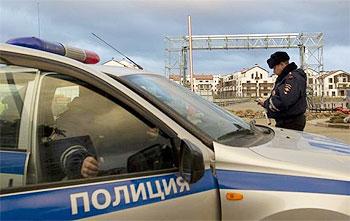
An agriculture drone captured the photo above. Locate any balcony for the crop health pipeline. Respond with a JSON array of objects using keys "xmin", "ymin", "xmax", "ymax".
[
  {"xmin": 242, "ymin": 83, "xmax": 257, "ymax": 87},
  {"xmin": 336, "ymin": 82, "xmax": 350, "ymax": 89},
  {"xmin": 259, "ymin": 83, "xmax": 273, "ymax": 87},
  {"xmin": 243, "ymin": 88, "xmax": 257, "ymax": 92}
]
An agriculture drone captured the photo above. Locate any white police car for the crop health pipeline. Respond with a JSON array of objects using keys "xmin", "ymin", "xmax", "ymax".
[{"xmin": 0, "ymin": 37, "xmax": 349, "ymax": 220}]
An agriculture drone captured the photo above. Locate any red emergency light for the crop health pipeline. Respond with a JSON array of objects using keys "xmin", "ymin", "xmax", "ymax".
[{"xmin": 6, "ymin": 37, "xmax": 100, "ymax": 64}]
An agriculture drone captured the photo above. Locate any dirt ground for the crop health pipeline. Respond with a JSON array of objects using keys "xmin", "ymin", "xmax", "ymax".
[{"xmin": 224, "ymin": 102, "xmax": 350, "ymax": 145}]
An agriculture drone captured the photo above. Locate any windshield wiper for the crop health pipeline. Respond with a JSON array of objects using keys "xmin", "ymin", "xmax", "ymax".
[
  {"xmin": 249, "ymin": 120, "xmax": 257, "ymax": 131},
  {"xmin": 217, "ymin": 123, "xmax": 254, "ymax": 141},
  {"xmin": 250, "ymin": 120, "xmax": 272, "ymax": 134}
]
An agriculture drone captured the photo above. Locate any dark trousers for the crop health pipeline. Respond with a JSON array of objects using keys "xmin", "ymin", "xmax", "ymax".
[{"xmin": 275, "ymin": 114, "xmax": 306, "ymax": 131}]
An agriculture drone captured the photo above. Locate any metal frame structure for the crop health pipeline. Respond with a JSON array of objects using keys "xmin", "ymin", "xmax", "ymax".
[{"xmin": 165, "ymin": 33, "xmax": 324, "ymax": 78}]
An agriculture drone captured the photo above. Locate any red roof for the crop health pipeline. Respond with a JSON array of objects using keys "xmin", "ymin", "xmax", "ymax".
[
  {"xmin": 194, "ymin": 75, "xmax": 213, "ymax": 80},
  {"xmin": 169, "ymin": 75, "xmax": 181, "ymax": 81}
]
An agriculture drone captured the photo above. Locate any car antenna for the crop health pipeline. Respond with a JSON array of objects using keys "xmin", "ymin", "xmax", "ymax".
[{"xmin": 91, "ymin": 32, "xmax": 143, "ymax": 70}]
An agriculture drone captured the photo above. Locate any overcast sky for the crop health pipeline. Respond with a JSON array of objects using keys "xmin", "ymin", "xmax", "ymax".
[{"xmin": 0, "ymin": 0, "xmax": 349, "ymax": 75}]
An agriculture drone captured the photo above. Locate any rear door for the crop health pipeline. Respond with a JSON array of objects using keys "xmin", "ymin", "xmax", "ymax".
[{"xmin": 0, "ymin": 67, "xmax": 38, "ymax": 188}]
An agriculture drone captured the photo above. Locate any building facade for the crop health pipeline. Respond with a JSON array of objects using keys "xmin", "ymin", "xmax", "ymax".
[
  {"xmin": 169, "ymin": 74, "xmax": 214, "ymax": 100},
  {"xmin": 305, "ymin": 69, "xmax": 350, "ymax": 97},
  {"xmin": 219, "ymin": 65, "xmax": 276, "ymax": 98},
  {"xmin": 170, "ymin": 67, "xmax": 350, "ymax": 99}
]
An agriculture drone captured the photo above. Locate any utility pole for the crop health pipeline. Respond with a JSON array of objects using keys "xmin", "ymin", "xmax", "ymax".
[{"xmin": 188, "ymin": 15, "xmax": 194, "ymax": 92}]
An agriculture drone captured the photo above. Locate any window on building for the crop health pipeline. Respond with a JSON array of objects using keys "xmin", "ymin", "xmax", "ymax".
[
  {"xmin": 329, "ymin": 85, "xmax": 333, "ymax": 89},
  {"xmin": 332, "ymin": 91, "xmax": 336, "ymax": 96},
  {"xmin": 260, "ymin": 74, "xmax": 262, "ymax": 79},
  {"xmin": 251, "ymin": 74, "xmax": 254, "ymax": 79},
  {"xmin": 308, "ymin": 78, "xmax": 313, "ymax": 84},
  {"xmin": 329, "ymin": 78, "xmax": 332, "ymax": 83}
]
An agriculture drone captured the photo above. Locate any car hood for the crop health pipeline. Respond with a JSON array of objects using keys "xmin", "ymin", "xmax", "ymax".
[{"xmin": 249, "ymin": 128, "xmax": 350, "ymax": 180}]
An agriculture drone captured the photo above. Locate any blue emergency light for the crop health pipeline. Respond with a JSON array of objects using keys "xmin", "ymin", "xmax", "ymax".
[{"xmin": 6, "ymin": 37, "xmax": 100, "ymax": 64}]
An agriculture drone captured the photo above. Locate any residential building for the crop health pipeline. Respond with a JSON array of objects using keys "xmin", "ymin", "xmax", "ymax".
[
  {"xmin": 169, "ymin": 74, "xmax": 181, "ymax": 84},
  {"xmin": 212, "ymin": 75, "xmax": 221, "ymax": 94},
  {"xmin": 169, "ymin": 74, "xmax": 215, "ymax": 100},
  {"xmin": 318, "ymin": 70, "xmax": 350, "ymax": 97},
  {"xmin": 219, "ymin": 65, "xmax": 276, "ymax": 98},
  {"xmin": 305, "ymin": 69, "xmax": 350, "ymax": 97},
  {"xmin": 305, "ymin": 68, "xmax": 318, "ymax": 96},
  {"xmin": 170, "ymin": 67, "xmax": 350, "ymax": 99}
]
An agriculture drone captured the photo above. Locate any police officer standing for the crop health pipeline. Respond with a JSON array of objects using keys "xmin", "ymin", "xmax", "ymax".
[{"xmin": 257, "ymin": 51, "xmax": 307, "ymax": 131}]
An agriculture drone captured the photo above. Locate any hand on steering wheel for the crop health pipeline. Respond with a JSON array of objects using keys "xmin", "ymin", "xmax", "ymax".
[{"xmin": 81, "ymin": 156, "xmax": 99, "ymax": 178}]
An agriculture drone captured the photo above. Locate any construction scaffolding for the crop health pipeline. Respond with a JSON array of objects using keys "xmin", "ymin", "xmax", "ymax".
[{"xmin": 165, "ymin": 33, "xmax": 324, "ymax": 78}]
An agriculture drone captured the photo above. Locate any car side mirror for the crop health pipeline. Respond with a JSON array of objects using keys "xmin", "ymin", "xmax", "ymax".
[{"xmin": 179, "ymin": 140, "xmax": 205, "ymax": 184}]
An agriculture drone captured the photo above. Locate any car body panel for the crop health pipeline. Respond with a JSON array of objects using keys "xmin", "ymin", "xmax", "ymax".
[
  {"xmin": 1, "ymin": 171, "xmax": 219, "ymax": 220},
  {"xmin": 0, "ymin": 150, "xmax": 30, "ymax": 189},
  {"xmin": 250, "ymin": 128, "xmax": 350, "ymax": 180},
  {"xmin": 213, "ymin": 133, "xmax": 350, "ymax": 220},
  {"xmin": 0, "ymin": 43, "xmax": 220, "ymax": 220},
  {"xmin": 1, "ymin": 43, "xmax": 350, "ymax": 220},
  {"xmin": 219, "ymin": 190, "xmax": 349, "ymax": 220}
]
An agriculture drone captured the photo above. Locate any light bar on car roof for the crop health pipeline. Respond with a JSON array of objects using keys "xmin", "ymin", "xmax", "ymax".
[{"xmin": 6, "ymin": 37, "xmax": 100, "ymax": 64}]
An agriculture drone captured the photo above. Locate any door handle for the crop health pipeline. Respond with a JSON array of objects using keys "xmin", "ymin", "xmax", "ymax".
[{"xmin": 8, "ymin": 178, "xmax": 13, "ymax": 188}]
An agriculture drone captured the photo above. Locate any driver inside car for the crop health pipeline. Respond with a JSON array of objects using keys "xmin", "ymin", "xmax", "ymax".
[{"xmin": 50, "ymin": 86, "xmax": 161, "ymax": 179}]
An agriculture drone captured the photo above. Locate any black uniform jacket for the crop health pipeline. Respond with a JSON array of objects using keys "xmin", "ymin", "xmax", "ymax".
[{"xmin": 263, "ymin": 62, "xmax": 307, "ymax": 120}]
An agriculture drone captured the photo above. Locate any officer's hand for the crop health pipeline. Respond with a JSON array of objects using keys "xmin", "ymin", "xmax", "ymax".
[{"xmin": 81, "ymin": 156, "xmax": 99, "ymax": 178}]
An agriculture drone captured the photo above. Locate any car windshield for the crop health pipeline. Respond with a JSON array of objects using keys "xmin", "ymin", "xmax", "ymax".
[{"xmin": 121, "ymin": 74, "xmax": 251, "ymax": 141}]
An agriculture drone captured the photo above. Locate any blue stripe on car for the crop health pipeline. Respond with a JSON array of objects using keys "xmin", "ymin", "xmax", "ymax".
[
  {"xmin": 217, "ymin": 169, "xmax": 350, "ymax": 196},
  {"xmin": 308, "ymin": 141, "xmax": 350, "ymax": 154},
  {"xmin": 1, "ymin": 169, "xmax": 349, "ymax": 220},
  {"xmin": 0, "ymin": 170, "xmax": 217, "ymax": 220},
  {"xmin": 0, "ymin": 151, "xmax": 27, "ymax": 175}
]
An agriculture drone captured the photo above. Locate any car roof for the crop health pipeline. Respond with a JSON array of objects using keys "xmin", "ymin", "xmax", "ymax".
[{"xmin": 0, "ymin": 43, "xmax": 160, "ymax": 78}]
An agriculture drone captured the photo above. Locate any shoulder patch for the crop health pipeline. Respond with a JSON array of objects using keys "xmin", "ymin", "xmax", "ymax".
[{"xmin": 284, "ymin": 83, "xmax": 292, "ymax": 94}]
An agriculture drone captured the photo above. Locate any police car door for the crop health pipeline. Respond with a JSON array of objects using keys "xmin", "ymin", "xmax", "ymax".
[
  {"xmin": 0, "ymin": 66, "xmax": 38, "ymax": 189},
  {"xmin": 0, "ymin": 56, "xmax": 219, "ymax": 220}
]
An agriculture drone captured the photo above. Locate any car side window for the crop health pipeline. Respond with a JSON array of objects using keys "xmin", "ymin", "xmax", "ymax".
[
  {"xmin": 0, "ymin": 71, "xmax": 36, "ymax": 148},
  {"xmin": 36, "ymin": 73, "xmax": 176, "ymax": 184},
  {"xmin": 0, "ymin": 69, "xmax": 36, "ymax": 189}
]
